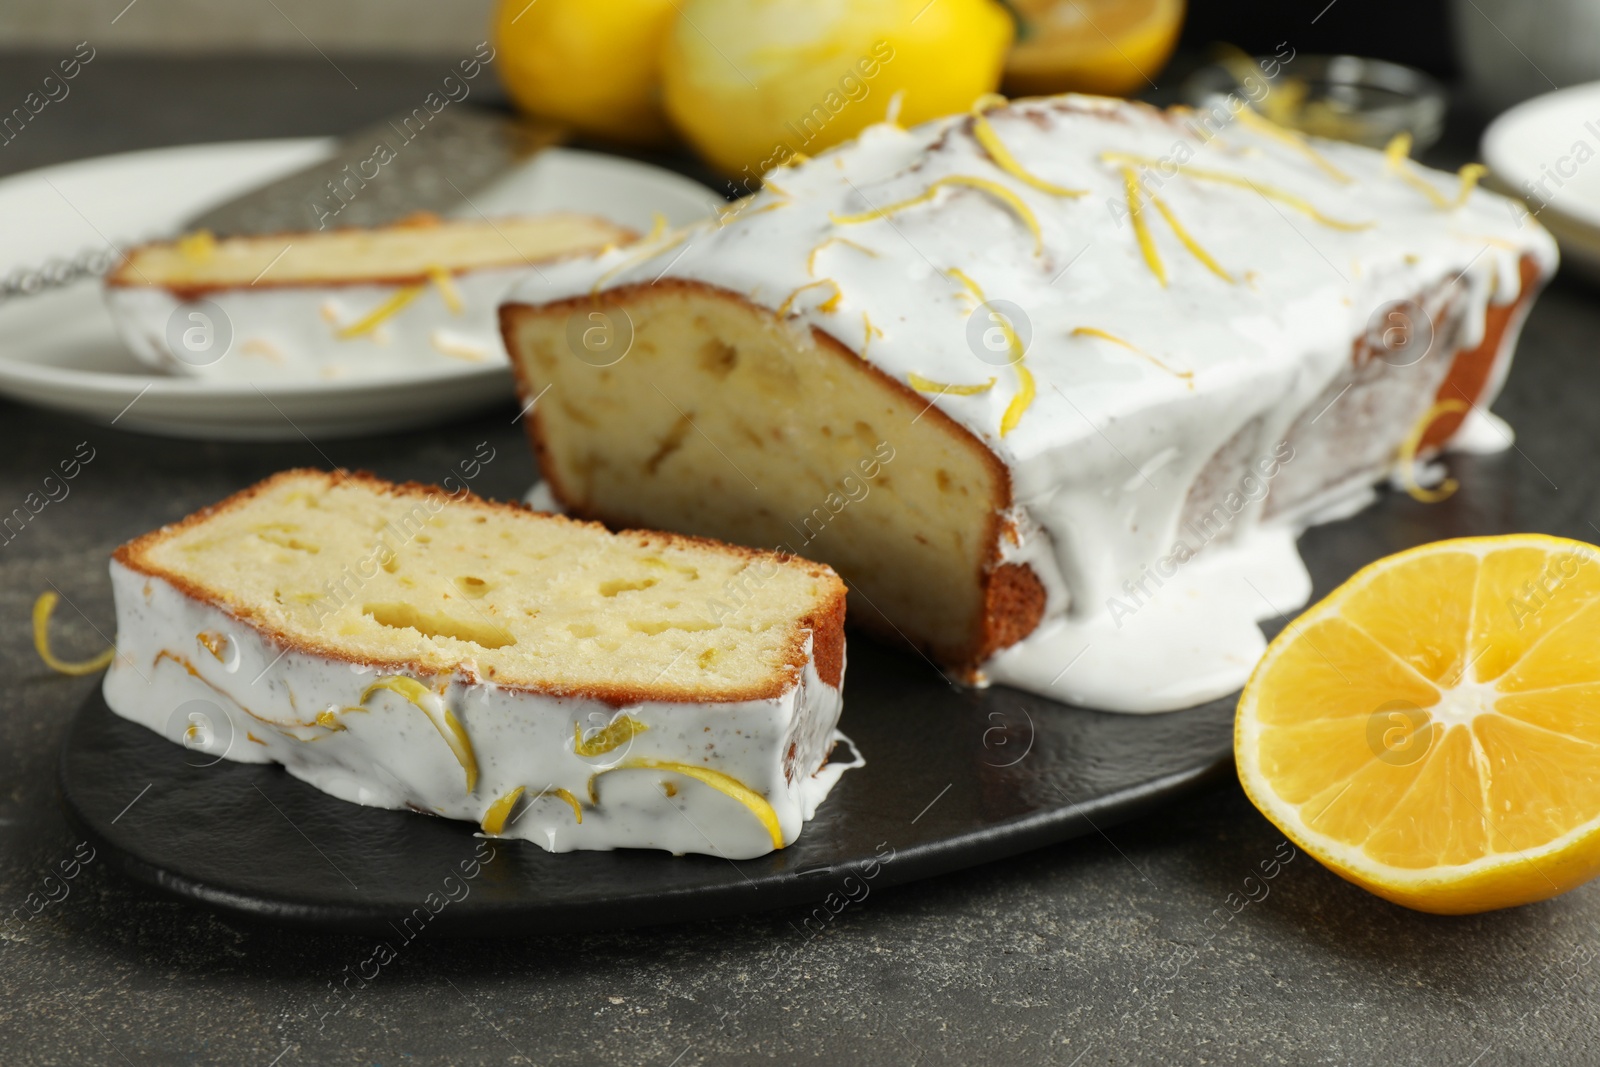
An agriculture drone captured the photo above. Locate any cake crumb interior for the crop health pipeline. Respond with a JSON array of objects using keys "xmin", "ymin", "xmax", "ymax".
[{"xmin": 134, "ymin": 472, "xmax": 836, "ymax": 699}]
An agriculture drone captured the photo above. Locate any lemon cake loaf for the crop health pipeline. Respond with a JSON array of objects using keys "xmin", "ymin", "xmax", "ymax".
[
  {"xmin": 102, "ymin": 469, "xmax": 852, "ymax": 859},
  {"xmin": 106, "ymin": 213, "xmax": 632, "ymax": 381},
  {"xmin": 499, "ymin": 93, "xmax": 1557, "ymax": 713}
]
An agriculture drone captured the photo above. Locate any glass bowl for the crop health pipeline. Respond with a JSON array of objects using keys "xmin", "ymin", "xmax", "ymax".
[{"xmin": 1182, "ymin": 53, "xmax": 1447, "ymax": 150}]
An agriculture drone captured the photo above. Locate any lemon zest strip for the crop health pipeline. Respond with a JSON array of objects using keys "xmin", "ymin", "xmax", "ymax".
[
  {"xmin": 806, "ymin": 236, "xmax": 878, "ymax": 277},
  {"xmin": 336, "ymin": 285, "xmax": 424, "ymax": 339},
  {"xmin": 1397, "ymin": 399, "xmax": 1471, "ymax": 503},
  {"xmin": 908, "ymin": 371, "xmax": 996, "ymax": 395},
  {"xmin": 775, "ymin": 278, "xmax": 842, "ymax": 318},
  {"xmin": 1384, "ymin": 133, "xmax": 1487, "ymax": 211},
  {"xmin": 313, "ymin": 705, "xmax": 366, "ymax": 732},
  {"xmin": 645, "ymin": 211, "xmax": 668, "ymax": 242},
  {"xmin": 1123, "ymin": 167, "xmax": 1167, "ymax": 287},
  {"xmin": 197, "ymin": 631, "xmax": 229, "ymax": 661},
  {"xmin": 943, "ymin": 268, "xmax": 1032, "ymax": 434},
  {"xmin": 1148, "ymin": 193, "xmax": 1234, "ymax": 283},
  {"xmin": 426, "ymin": 265, "xmax": 463, "ymax": 314},
  {"xmin": 1103, "ymin": 152, "xmax": 1375, "ymax": 231},
  {"xmin": 884, "ymin": 89, "xmax": 906, "ymax": 129},
  {"xmin": 1072, "ymin": 326, "xmax": 1194, "ymax": 383},
  {"xmin": 480, "ymin": 786, "xmax": 524, "ymax": 834},
  {"xmin": 361, "ymin": 676, "xmax": 478, "ymax": 793},
  {"xmin": 945, "ymin": 266, "xmax": 985, "ymax": 307},
  {"xmin": 861, "ymin": 313, "xmax": 883, "ymax": 357},
  {"xmin": 609, "ymin": 759, "xmax": 783, "ymax": 850},
  {"xmin": 971, "ymin": 98, "xmax": 1088, "ymax": 198},
  {"xmin": 1388, "ymin": 134, "xmax": 1452, "ymax": 207},
  {"xmin": 734, "ymin": 200, "xmax": 789, "ymax": 220},
  {"xmin": 535, "ymin": 787, "xmax": 584, "ymax": 824},
  {"xmin": 831, "ymin": 176, "xmax": 1044, "ymax": 255},
  {"xmin": 830, "ymin": 189, "xmax": 944, "ymax": 226},
  {"xmin": 1000, "ymin": 362, "xmax": 1036, "ymax": 438},
  {"xmin": 1384, "ymin": 131, "xmax": 1413, "ymax": 171},
  {"xmin": 573, "ymin": 715, "xmax": 650, "ymax": 758},
  {"xmin": 33, "ymin": 592, "xmax": 115, "ymax": 676},
  {"xmin": 178, "ymin": 230, "xmax": 216, "ymax": 263},
  {"xmin": 946, "ymin": 269, "xmax": 1024, "ymax": 363},
  {"xmin": 1234, "ymin": 107, "xmax": 1353, "ymax": 184},
  {"xmin": 590, "ymin": 232, "xmax": 690, "ymax": 295},
  {"xmin": 430, "ymin": 331, "xmax": 489, "ymax": 362},
  {"xmin": 1453, "ymin": 165, "xmax": 1488, "ymax": 206},
  {"xmin": 152, "ymin": 650, "xmax": 199, "ymax": 678},
  {"xmin": 480, "ymin": 785, "xmax": 584, "ymax": 833}
]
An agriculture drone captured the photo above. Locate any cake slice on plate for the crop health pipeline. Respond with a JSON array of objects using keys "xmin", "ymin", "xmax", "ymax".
[
  {"xmin": 106, "ymin": 213, "xmax": 632, "ymax": 381},
  {"xmin": 103, "ymin": 469, "xmax": 852, "ymax": 859},
  {"xmin": 499, "ymin": 93, "xmax": 1557, "ymax": 713}
]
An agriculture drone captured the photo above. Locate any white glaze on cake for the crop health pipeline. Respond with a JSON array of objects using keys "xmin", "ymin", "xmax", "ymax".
[
  {"xmin": 103, "ymin": 561, "xmax": 857, "ymax": 859},
  {"xmin": 105, "ymin": 267, "xmax": 525, "ymax": 382},
  {"xmin": 504, "ymin": 94, "xmax": 1558, "ymax": 713}
]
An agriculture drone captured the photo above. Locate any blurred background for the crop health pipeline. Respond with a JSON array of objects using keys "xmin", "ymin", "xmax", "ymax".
[
  {"xmin": 6, "ymin": 0, "xmax": 1599, "ymax": 158},
  {"xmin": 0, "ymin": 0, "xmax": 1470, "ymax": 69},
  {"xmin": 6, "ymin": 0, "xmax": 1599, "ymax": 169},
  {"xmin": 2, "ymin": 0, "xmax": 499, "ymax": 55},
  {"xmin": 0, "ymin": 0, "xmax": 1569, "ymax": 86},
  {"xmin": 6, "ymin": 0, "xmax": 1600, "ymax": 273}
]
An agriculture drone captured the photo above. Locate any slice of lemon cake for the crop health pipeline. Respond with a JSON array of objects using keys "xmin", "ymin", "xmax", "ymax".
[
  {"xmin": 106, "ymin": 213, "xmax": 632, "ymax": 381},
  {"xmin": 102, "ymin": 469, "xmax": 852, "ymax": 859},
  {"xmin": 499, "ymin": 93, "xmax": 1557, "ymax": 714}
]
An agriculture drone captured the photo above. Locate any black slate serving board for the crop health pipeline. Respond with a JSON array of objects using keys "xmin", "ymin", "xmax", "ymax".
[
  {"xmin": 60, "ymin": 637, "xmax": 1234, "ymax": 935},
  {"xmin": 59, "ymin": 364, "xmax": 1568, "ymax": 935}
]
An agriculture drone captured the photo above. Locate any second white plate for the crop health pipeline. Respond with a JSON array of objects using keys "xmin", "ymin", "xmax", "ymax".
[
  {"xmin": 1483, "ymin": 81, "xmax": 1600, "ymax": 284},
  {"xmin": 0, "ymin": 139, "xmax": 722, "ymax": 440}
]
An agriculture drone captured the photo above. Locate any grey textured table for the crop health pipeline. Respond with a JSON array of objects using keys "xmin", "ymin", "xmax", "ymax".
[{"xmin": 2, "ymin": 54, "xmax": 1598, "ymax": 1067}]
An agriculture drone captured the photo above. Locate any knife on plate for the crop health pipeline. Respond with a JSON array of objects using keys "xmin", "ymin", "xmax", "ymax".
[{"xmin": 1, "ymin": 105, "xmax": 565, "ymax": 301}]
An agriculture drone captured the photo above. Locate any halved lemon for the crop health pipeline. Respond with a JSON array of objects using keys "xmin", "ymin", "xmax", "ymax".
[
  {"xmin": 1236, "ymin": 534, "xmax": 1600, "ymax": 914},
  {"xmin": 1003, "ymin": 0, "xmax": 1184, "ymax": 98}
]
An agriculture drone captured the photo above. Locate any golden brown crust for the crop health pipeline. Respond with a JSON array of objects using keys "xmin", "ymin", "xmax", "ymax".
[
  {"xmin": 1422, "ymin": 253, "xmax": 1547, "ymax": 449},
  {"xmin": 973, "ymin": 562, "xmax": 1049, "ymax": 664},
  {"xmin": 800, "ymin": 587, "xmax": 847, "ymax": 690},
  {"xmin": 502, "ymin": 298, "xmax": 590, "ymax": 528},
  {"xmin": 106, "ymin": 215, "xmax": 637, "ymax": 298},
  {"xmin": 114, "ymin": 468, "xmax": 845, "ymax": 707},
  {"xmin": 500, "ymin": 279, "xmax": 1041, "ymax": 670}
]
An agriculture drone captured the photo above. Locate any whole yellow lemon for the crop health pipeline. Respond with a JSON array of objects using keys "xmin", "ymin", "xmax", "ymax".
[
  {"xmin": 661, "ymin": 0, "xmax": 1014, "ymax": 180},
  {"xmin": 492, "ymin": 0, "xmax": 678, "ymax": 145}
]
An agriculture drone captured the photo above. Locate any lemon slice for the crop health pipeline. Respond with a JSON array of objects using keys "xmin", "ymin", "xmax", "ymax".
[
  {"xmin": 1003, "ymin": 0, "xmax": 1185, "ymax": 98},
  {"xmin": 1236, "ymin": 535, "xmax": 1600, "ymax": 913}
]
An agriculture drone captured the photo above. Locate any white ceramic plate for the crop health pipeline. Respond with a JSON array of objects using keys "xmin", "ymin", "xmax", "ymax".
[
  {"xmin": 0, "ymin": 139, "xmax": 722, "ymax": 440},
  {"xmin": 1482, "ymin": 81, "xmax": 1600, "ymax": 283}
]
